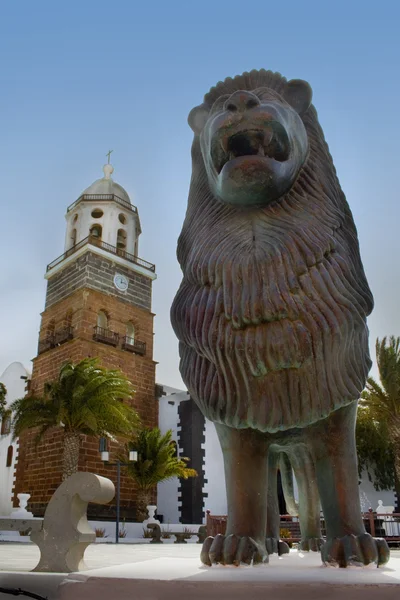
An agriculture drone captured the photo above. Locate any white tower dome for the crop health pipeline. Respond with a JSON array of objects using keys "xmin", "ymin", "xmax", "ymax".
[
  {"xmin": 64, "ymin": 160, "xmax": 141, "ymax": 257},
  {"xmin": 81, "ymin": 163, "xmax": 132, "ymax": 206}
]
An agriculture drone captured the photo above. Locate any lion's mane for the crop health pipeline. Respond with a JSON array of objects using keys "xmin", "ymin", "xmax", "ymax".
[{"xmin": 171, "ymin": 69, "xmax": 373, "ymax": 432}]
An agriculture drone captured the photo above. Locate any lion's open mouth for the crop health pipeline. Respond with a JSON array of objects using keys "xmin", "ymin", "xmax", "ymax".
[{"xmin": 211, "ymin": 124, "xmax": 290, "ymax": 174}]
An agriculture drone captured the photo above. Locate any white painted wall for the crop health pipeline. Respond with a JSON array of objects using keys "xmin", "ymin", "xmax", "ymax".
[
  {"xmin": 64, "ymin": 202, "xmax": 138, "ymax": 254},
  {"xmin": 88, "ymin": 520, "xmax": 202, "ymax": 539},
  {"xmin": 0, "ymin": 520, "xmax": 203, "ymax": 543},
  {"xmin": 275, "ymin": 466, "xmax": 395, "ymax": 515},
  {"xmin": 0, "ymin": 362, "xmax": 30, "ymax": 516},
  {"xmin": 358, "ymin": 469, "xmax": 396, "ymax": 511},
  {"xmin": 157, "ymin": 387, "xmax": 189, "ymax": 524},
  {"xmin": 202, "ymin": 420, "xmax": 226, "ymax": 517}
]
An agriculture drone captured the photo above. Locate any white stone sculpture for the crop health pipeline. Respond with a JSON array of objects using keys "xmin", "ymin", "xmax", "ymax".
[
  {"xmin": 142, "ymin": 504, "xmax": 160, "ymax": 526},
  {"xmin": 376, "ymin": 499, "xmax": 396, "ymax": 536},
  {"xmin": 12, "ymin": 493, "xmax": 34, "ymax": 518}
]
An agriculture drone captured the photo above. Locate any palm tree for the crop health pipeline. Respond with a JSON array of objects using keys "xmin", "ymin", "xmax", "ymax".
[
  {"xmin": 356, "ymin": 403, "xmax": 396, "ymax": 493},
  {"xmin": 360, "ymin": 336, "xmax": 400, "ymax": 501},
  {"xmin": 0, "ymin": 382, "xmax": 7, "ymax": 420},
  {"xmin": 123, "ymin": 427, "xmax": 197, "ymax": 521},
  {"xmin": 10, "ymin": 358, "xmax": 140, "ymax": 480}
]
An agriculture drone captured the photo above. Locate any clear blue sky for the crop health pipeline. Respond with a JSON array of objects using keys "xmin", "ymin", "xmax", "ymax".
[{"xmin": 0, "ymin": 0, "xmax": 399, "ymax": 388}]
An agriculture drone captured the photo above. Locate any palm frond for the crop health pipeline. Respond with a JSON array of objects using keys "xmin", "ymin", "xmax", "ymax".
[
  {"xmin": 123, "ymin": 427, "xmax": 197, "ymax": 491},
  {"xmin": 357, "ymin": 336, "xmax": 400, "ymax": 491},
  {"xmin": 9, "ymin": 358, "xmax": 140, "ymax": 446},
  {"xmin": 361, "ymin": 337, "xmax": 400, "ymax": 420},
  {"xmin": 375, "ymin": 337, "xmax": 400, "ymax": 405},
  {"xmin": 0, "ymin": 382, "xmax": 7, "ymax": 419}
]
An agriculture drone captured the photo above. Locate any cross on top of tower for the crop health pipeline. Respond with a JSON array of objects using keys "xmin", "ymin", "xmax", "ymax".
[{"xmin": 103, "ymin": 150, "xmax": 114, "ymax": 179}]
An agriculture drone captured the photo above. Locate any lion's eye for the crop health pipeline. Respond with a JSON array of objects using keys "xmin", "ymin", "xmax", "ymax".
[
  {"xmin": 253, "ymin": 88, "xmax": 276, "ymax": 103},
  {"xmin": 210, "ymin": 95, "xmax": 230, "ymax": 114}
]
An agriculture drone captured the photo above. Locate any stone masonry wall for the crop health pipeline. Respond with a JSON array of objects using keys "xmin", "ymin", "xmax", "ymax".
[
  {"xmin": 45, "ymin": 251, "xmax": 152, "ymax": 311},
  {"xmin": 38, "ymin": 287, "xmax": 154, "ymax": 360}
]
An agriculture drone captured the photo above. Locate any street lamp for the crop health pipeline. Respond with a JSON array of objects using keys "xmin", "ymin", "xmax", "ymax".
[{"xmin": 100, "ymin": 449, "xmax": 137, "ymax": 543}]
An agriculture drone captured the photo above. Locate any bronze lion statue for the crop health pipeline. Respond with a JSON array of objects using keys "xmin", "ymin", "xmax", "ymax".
[{"xmin": 171, "ymin": 69, "xmax": 389, "ymax": 568}]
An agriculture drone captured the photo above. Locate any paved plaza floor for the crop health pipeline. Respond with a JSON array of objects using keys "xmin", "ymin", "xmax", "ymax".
[{"xmin": 0, "ymin": 542, "xmax": 399, "ymax": 599}]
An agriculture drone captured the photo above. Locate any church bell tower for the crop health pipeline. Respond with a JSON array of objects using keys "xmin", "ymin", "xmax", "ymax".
[{"xmin": 14, "ymin": 158, "xmax": 158, "ymax": 518}]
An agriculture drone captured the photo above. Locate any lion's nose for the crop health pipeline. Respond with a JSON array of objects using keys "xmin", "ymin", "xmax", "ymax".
[{"xmin": 224, "ymin": 91, "xmax": 260, "ymax": 113}]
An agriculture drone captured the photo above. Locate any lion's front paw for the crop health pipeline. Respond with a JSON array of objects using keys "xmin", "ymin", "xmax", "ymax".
[
  {"xmin": 300, "ymin": 537, "xmax": 324, "ymax": 552},
  {"xmin": 265, "ymin": 537, "xmax": 290, "ymax": 555},
  {"xmin": 322, "ymin": 534, "xmax": 390, "ymax": 567},
  {"xmin": 201, "ymin": 534, "xmax": 269, "ymax": 566}
]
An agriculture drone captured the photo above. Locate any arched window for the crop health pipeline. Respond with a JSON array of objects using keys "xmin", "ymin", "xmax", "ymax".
[
  {"xmin": 126, "ymin": 322, "xmax": 135, "ymax": 344},
  {"xmin": 6, "ymin": 445, "xmax": 13, "ymax": 467},
  {"xmin": 117, "ymin": 229, "xmax": 127, "ymax": 251},
  {"xmin": 1, "ymin": 411, "xmax": 11, "ymax": 436},
  {"xmin": 65, "ymin": 309, "xmax": 73, "ymax": 328},
  {"xmin": 47, "ymin": 319, "xmax": 55, "ymax": 336},
  {"xmin": 70, "ymin": 228, "xmax": 77, "ymax": 248},
  {"xmin": 97, "ymin": 310, "xmax": 108, "ymax": 329},
  {"xmin": 89, "ymin": 224, "xmax": 102, "ymax": 240},
  {"xmin": 134, "ymin": 238, "xmax": 139, "ymax": 256}
]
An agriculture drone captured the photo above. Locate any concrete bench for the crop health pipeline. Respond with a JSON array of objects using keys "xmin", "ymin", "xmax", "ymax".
[
  {"xmin": 0, "ymin": 517, "xmax": 42, "ymax": 536},
  {"xmin": 147, "ymin": 523, "xmax": 207, "ymax": 544},
  {"xmin": 0, "ymin": 472, "xmax": 115, "ymax": 573}
]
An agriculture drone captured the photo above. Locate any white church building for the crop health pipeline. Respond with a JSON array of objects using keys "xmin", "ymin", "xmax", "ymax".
[{"xmin": 0, "ymin": 362, "xmax": 30, "ymax": 516}]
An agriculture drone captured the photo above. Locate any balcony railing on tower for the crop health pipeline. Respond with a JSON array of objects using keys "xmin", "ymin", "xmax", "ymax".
[
  {"xmin": 93, "ymin": 326, "xmax": 119, "ymax": 347},
  {"xmin": 67, "ymin": 193, "xmax": 137, "ymax": 214},
  {"xmin": 46, "ymin": 235, "xmax": 155, "ymax": 273},
  {"xmin": 38, "ymin": 326, "xmax": 74, "ymax": 355},
  {"xmin": 54, "ymin": 326, "xmax": 74, "ymax": 346},
  {"xmin": 121, "ymin": 336, "xmax": 146, "ymax": 356},
  {"xmin": 38, "ymin": 335, "xmax": 55, "ymax": 355}
]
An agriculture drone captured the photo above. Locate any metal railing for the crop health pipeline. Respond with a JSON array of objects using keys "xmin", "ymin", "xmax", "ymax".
[
  {"xmin": 46, "ymin": 235, "xmax": 155, "ymax": 273},
  {"xmin": 205, "ymin": 510, "xmax": 400, "ymax": 545},
  {"xmin": 93, "ymin": 326, "xmax": 119, "ymax": 347},
  {"xmin": 54, "ymin": 326, "xmax": 74, "ymax": 346},
  {"xmin": 67, "ymin": 193, "xmax": 137, "ymax": 214},
  {"xmin": 38, "ymin": 326, "xmax": 74, "ymax": 354},
  {"xmin": 38, "ymin": 335, "xmax": 54, "ymax": 355},
  {"xmin": 121, "ymin": 336, "xmax": 146, "ymax": 356},
  {"xmin": 205, "ymin": 511, "xmax": 227, "ymax": 537},
  {"xmin": 366, "ymin": 509, "xmax": 400, "ymax": 541}
]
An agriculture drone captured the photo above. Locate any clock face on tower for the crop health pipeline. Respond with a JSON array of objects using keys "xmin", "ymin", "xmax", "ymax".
[{"xmin": 113, "ymin": 273, "xmax": 129, "ymax": 292}]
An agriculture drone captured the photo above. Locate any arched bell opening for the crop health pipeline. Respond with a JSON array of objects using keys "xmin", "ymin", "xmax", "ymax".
[{"xmin": 89, "ymin": 224, "xmax": 102, "ymax": 245}]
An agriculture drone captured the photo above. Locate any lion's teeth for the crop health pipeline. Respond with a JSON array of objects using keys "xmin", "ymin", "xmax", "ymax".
[
  {"xmin": 263, "ymin": 128, "xmax": 274, "ymax": 147},
  {"xmin": 258, "ymin": 145, "xmax": 265, "ymax": 156},
  {"xmin": 229, "ymin": 152, "xmax": 234, "ymax": 160}
]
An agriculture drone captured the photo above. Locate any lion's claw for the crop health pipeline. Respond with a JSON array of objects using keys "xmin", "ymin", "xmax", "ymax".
[
  {"xmin": 376, "ymin": 538, "xmax": 391, "ymax": 566},
  {"xmin": 300, "ymin": 537, "xmax": 324, "ymax": 552},
  {"xmin": 201, "ymin": 534, "xmax": 269, "ymax": 566},
  {"xmin": 322, "ymin": 533, "xmax": 390, "ymax": 567},
  {"xmin": 265, "ymin": 537, "xmax": 290, "ymax": 555},
  {"xmin": 200, "ymin": 536, "xmax": 213, "ymax": 566}
]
